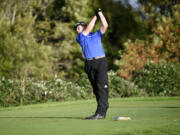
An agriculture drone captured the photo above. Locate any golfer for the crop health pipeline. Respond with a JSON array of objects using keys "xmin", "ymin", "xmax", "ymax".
[{"xmin": 74, "ymin": 9, "xmax": 109, "ymax": 120}]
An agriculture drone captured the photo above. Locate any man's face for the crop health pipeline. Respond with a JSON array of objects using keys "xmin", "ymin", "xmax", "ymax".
[{"xmin": 76, "ymin": 25, "xmax": 84, "ymax": 34}]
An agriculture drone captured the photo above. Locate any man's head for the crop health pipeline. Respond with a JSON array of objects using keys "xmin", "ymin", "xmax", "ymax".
[{"xmin": 74, "ymin": 22, "xmax": 87, "ymax": 34}]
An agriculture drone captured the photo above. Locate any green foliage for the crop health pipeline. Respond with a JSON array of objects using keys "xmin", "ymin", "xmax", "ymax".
[
  {"xmin": 133, "ymin": 63, "xmax": 180, "ymax": 96},
  {"xmin": 0, "ymin": 0, "xmax": 95, "ymax": 80},
  {"xmin": 0, "ymin": 0, "xmax": 55, "ymax": 79},
  {"xmin": 0, "ymin": 77, "xmax": 92, "ymax": 107},
  {"xmin": 76, "ymin": 71, "xmax": 144, "ymax": 98},
  {"xmin": 94, "ymin": 0, "xmax": 147, "ymax": 69},
  {"xmin": 0, "ymin": 78, "xmax": 18, "ymax": 106},
  {"xmin": 33, "ymin": 0, "xmax": 95, "ymax": 79},
  {"xmin": 108, "ymin": 71, "xmax": 145, "ymax": 97},
  {"xmin": 115, "ymin": 4, "xmax": 180, "ymax": 79},
  {"xmin": 0, "ymin": 71, "xmax": 144, "ymax": 106},
  {"xmin": 1, "ymin": 0, "xmax": 180, "ymax": 107},
  {"xmin": 95, "ymin": 0, "xmax": 147, "ymax": 46}
]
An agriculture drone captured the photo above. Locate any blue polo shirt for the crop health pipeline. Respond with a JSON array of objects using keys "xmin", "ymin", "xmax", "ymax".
[{"xmin": 76, "ymin": 30, "xmax": 105, "ymax": 59}]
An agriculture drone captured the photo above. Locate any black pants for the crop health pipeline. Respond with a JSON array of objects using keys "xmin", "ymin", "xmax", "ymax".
[{"xmin": 85, "ymin": 57, "xmax": 109, "ymax": 116}]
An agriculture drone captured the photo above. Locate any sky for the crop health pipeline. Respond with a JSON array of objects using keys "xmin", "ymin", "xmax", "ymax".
[
  {"xmin": 114, "ymin": 0, "xmax": 141, "ymax": 10},
  {"xmin": 115, "ymin": 0, "xmax": 146, "ymax": 19},
  {"xmin": 128, "ymin": 0, "xmax": 140, "ymax": 9}
]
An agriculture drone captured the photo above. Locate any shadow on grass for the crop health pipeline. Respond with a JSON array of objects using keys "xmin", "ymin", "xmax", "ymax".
[
  {"xmin": 161, "ymin": 106, "xmax": 180, "ymax": 109},
  {"xmin": 0, "ymin": 116, "xmax": 84, "ymax": 120}
]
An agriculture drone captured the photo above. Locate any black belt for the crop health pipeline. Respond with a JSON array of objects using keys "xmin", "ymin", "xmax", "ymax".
[{"xmin": 86, "ymin": 55, "xmax": 105, "ymax": 60}]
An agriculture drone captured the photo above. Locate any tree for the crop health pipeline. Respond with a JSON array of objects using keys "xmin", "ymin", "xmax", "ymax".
[
  {"xmin": 34, "ymin": 0, "xmax": 94, "ymax": 79},
  {"xmin": 93, "ymin": 0, "xmax": 147, "ymax": 70},
  {"xmin": 0, "ymin": 0, "xmax": 96, "ymax": 80},
  {"xmin": 0, "ymin": 0, "xmax": 54, "ymax": 79},
  {"xmin": 114, "ymin": 2, "xmax": 180, "ymax": 80}
]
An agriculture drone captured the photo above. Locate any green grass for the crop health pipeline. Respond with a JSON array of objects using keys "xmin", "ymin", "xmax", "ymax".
[{"xmin": 0, "ymin": 97, "xmax": 180, "ymax": 135}]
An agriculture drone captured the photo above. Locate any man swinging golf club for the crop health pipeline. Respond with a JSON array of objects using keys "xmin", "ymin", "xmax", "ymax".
[{"xmin": 74, "ymin": 8, "xmax": 109, "ymax": 120}]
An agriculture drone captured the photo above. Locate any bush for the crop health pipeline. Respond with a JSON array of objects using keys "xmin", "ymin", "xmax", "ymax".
[
  {"xmin": 108, "ymin": 71, "xmax": 145, "ymax": 97},
  {"xmin": 0, "ymin": 71, "xmax": 144, "ymax": 107},
  {"xmin": 0, "ymin": 78, "xmax": 20, "ymax": 107},
  {"xmin": 133, "ymin": 63, "xmax": 180, "ymax": 96},
  {"xmin": 76, "ymin": 71, "xmax": 145, "ymax": 98},
  {"xmin": 0, "ymin": 77, "xmax": 95, "ymax": 107}
]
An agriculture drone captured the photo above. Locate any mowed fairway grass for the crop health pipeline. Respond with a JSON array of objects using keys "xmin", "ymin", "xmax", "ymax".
[{"xmin": 0, "ymin": 97, "xmax": 180, "ymax": 135}]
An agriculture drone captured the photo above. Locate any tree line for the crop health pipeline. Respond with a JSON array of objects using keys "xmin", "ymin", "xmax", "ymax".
[{"xmin": 0, "ymin": 0, "xmax": 179, "ymax": 80}]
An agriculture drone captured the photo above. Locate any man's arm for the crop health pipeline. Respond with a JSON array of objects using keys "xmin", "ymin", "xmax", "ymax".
[
  {"xmin": 83, "ymin": 16, "xmax": 97, "ymax": 36},
  {"xmin": 98, "ymin": 11, "xmax": 108, "ymax": 34}
]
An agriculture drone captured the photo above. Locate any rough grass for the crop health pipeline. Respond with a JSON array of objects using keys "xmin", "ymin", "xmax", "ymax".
[{"xmin": 0, "ymin": 97, "xmax": 180, "ymax": 135}]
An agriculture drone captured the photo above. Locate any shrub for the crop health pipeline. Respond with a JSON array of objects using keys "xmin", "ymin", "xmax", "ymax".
[
  {"xmin": 133, "ymin": 63, "xmax": 180, "ymax": 96},
  {"xmin": 76, "ymin": 71, "xmax": 145, "ymax": 98},
  {"xmin": 0, "ymin": 77, "xmax": 94, "ymax": 107},
  {"xmin": 0, "ymin": 71, "xmax": 144, "ymax": 107},
  {"xmin": 0, "ymin": 78, "xmax": 20, "ymax": 107},
  {"xmin": 108, "ymin": 71, "xmax": 145, "ymax": 97}
]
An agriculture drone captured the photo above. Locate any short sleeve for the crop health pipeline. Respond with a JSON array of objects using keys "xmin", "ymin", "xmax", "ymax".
[
  {"xmin": 76, "ymin": 32, "xmax": 85, "ymax": 44},
  {"xmin": 97, "ymin": 29, "xmax": 104, "ymax": 38}
]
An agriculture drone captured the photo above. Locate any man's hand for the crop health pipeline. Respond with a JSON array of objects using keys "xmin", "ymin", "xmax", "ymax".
[
  {"xmin": 83, "ymin": 8, "xmax": 107, "ymax": 36},
  {"xmin": 95, "ymin": 8, "xmax": 102, "ymax": 17},
  {"xmin": 97, "ymin": 9, "xmax": 108, "ymax": 34}
]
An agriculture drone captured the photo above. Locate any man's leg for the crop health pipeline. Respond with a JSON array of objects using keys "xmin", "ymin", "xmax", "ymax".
[
  {"xmin": 95, "ymin": 58, "xmax": 109, "ymax": 116},
  {"xmin": 85, "ymin": 61, "xmax": 99, "ymax": 103},
  {"xmin": 85, "ymin": 60, "xmax": 106, "ymax": 120},
  {"xmin": 87, "ymin": 72, "xmax": 99, "ymax": 103}
]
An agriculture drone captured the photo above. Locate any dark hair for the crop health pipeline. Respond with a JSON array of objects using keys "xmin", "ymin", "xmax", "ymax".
[{"xmin": 74, "ymin": 22, "xmax": 87, "ymax": 30}]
